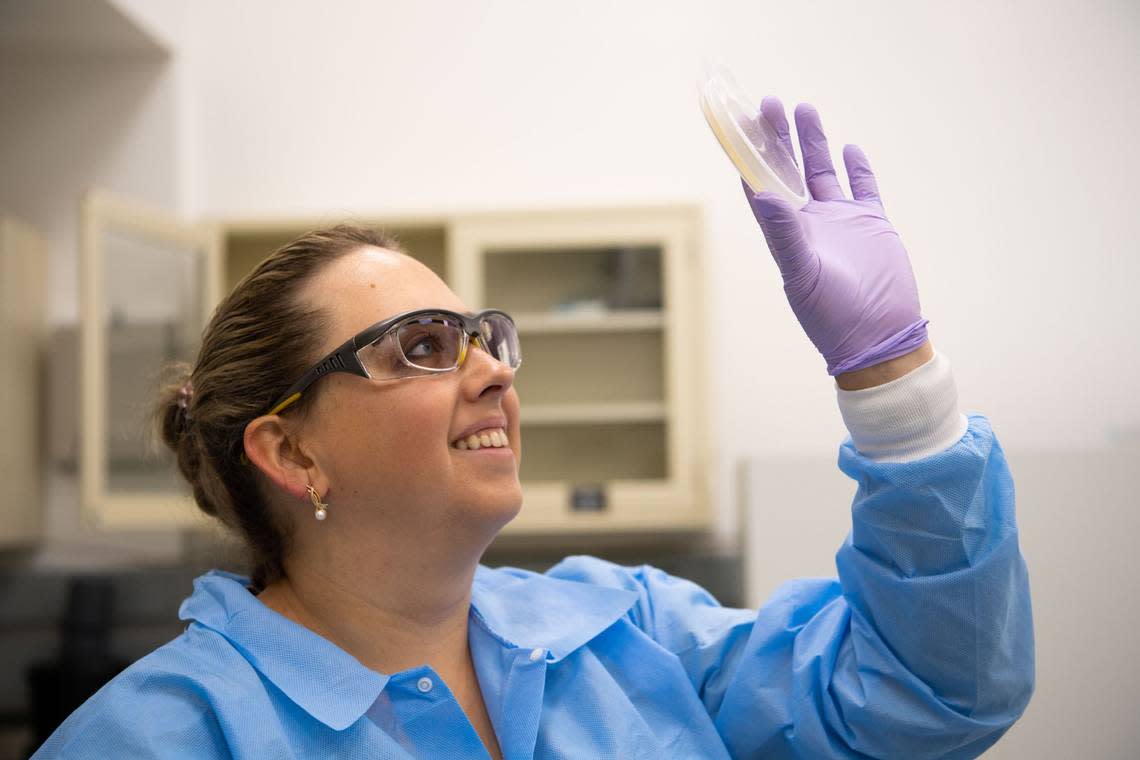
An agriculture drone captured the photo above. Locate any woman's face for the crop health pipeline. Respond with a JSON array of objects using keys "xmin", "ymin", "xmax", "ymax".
[{"xmin": 294, "ymin": 246, "xmax": 522, "ymax": 543}]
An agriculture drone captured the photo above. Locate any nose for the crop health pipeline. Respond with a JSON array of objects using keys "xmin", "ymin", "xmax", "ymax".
[{"xmin": 462, "ymin": 335, "xmax": 516, "ymax": 400}]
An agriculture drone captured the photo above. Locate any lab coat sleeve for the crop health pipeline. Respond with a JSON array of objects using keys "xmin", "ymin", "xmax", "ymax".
[
  {"xmin": 624, "ymin": 353, "xmax": 1033, "ymax": 759},
  {"xmin": 31, "ymin": 657, "xmax": 234, "ymax": 760}
]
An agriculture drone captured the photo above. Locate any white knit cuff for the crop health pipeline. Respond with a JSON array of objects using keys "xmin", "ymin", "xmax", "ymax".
[{"xmin": 836, "ymin": 352, "xmax": 969, "ymax": 463}]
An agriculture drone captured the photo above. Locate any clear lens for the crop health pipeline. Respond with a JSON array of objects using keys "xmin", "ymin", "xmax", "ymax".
[
  {"xmin": 479, "ymin": 313, "xmax": 521, "ymax": 369},
  {"xmin": 357, "ymin": 316, "xmax": 462, "ymax": 379},
  {"xmin": 397, "ymin": 316, "xmax": 464, "ymax": 370}
]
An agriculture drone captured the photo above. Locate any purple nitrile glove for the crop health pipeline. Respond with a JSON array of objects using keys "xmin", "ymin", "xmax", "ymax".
[{"xmin": 743, "ymin": 97, "xmax": 928, "ymax": 376}]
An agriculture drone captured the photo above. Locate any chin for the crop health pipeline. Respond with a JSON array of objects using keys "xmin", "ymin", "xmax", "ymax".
[
  {"xmin": 465, "ymin": 483, "xmax": 524, "ymax": 533},
  {"xmin": 489, "ymin": 485, "xmax": 525, "ymax": 524}
]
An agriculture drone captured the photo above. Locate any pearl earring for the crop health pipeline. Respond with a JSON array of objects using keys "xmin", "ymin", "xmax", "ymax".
[{"xmin": 306, "ymin": 484, "xmax": 328, "ymax": 521}]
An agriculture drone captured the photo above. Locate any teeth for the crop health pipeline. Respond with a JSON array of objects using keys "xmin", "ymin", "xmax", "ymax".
[{"xmin": 454, "ymin": 428, "xmax": 509, "ymax": 450}]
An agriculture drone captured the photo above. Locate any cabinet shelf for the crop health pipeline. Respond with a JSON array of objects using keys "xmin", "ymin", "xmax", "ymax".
[
  {"xmin": 512, "ymin": 309, "xmax": 665, "ymax": 334},
  {"xmin": 521, "ymin": 401, "xmax": 667, "ymax": 425}
]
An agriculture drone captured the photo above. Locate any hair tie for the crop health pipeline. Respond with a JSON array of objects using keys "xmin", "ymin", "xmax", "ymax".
[{"xmin": 177, "ymin": 381, "xmax": 194, "ymax": 411}]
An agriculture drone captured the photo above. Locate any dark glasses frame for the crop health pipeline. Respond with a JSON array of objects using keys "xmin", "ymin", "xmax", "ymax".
[{"xmin": 266, "ymin": 307, "xmax": 519, "ymax": 415}]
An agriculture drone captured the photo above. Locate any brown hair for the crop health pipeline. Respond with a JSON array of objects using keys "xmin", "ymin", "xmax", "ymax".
[{"xmin": 154, "ymin": 225, "xmax": 402, "ymax": 590}]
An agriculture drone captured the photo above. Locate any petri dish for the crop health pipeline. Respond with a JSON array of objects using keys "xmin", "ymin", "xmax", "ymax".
[{"xmin": 699, "ymin": 68, "xmax": 810, "ymax": 208}]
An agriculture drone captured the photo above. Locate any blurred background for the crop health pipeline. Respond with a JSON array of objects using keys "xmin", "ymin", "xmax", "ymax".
[{"xmin": 1, "ymin": 0, "xmax": 1137, "ymax": 757}]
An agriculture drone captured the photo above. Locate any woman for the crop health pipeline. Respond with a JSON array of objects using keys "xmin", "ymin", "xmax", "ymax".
[{"xmin": 35, "ymin": 99, "xmax": 1033, "ymax": 759}]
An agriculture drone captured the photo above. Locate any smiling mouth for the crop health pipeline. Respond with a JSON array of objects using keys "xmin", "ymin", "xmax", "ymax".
[{"xmin": 452, "ymin": 428, "xmax": 510, "ymax": 451}]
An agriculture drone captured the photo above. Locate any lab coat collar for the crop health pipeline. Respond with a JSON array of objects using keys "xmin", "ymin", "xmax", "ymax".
[
  {"xmin": 470, "ymin": 565, "xmax": 639, "ymax": 663},
  {"xmin": 178, "ymin": 566, "xmax": 639, "ymax": 730},
  {"xmin": 179, "ymin": 570, "xmax": 390, "ymax": 731}
]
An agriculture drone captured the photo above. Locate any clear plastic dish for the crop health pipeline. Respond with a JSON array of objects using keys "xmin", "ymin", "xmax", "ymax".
[{"xmin": 699, "ymin": 68, "xmax": 810, "ymax": 208}]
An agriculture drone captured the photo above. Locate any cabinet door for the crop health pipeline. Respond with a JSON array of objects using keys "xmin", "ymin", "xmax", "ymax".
[
  {"xmin": 0, "ymin": 217, "xmax": 48, "ymax": 544},
  {"xmin": 450, "ymin": 208, "xmax": 708, "ymax": 534},
  {"xmin": 80, "ymin": 191, "xmax": 221, "ymax": 528}
]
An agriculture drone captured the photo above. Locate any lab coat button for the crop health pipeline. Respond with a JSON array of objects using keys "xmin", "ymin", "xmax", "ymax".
[
  {"xmin": 416, "ymin": 676, "xmax": 433, "ymax": 693},
  {"xmin": 529, "ymin": 647, "xmax": 544, "ymax": 662}
]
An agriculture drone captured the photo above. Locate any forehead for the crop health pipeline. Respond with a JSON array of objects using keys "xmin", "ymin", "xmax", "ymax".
[{"xmin": 304, "ymin": 246, "xmax": 467, "ymax": 349}]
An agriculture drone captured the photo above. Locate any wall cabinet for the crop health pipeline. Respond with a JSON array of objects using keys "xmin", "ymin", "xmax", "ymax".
[{"xmin": 82, "ymin": 195, "xmax": 708, "ymax": 536}]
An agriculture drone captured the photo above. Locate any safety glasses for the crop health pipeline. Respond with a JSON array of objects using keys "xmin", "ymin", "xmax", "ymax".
[{"xmin": 267, "ymin": 308, "xmax": 521, "ymax": 415}]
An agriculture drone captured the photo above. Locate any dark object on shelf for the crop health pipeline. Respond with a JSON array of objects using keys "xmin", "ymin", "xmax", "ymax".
[
  {"xmin": 24, "ymin": 577, "xmax": 130, "ymax": 755},
  {"xmin": 571, "ymin": 484, "xmax": 608, "ymax": 512},
  {"xmin": 604, "ymin": 247, "xmax": 662, "ymax": 310}
]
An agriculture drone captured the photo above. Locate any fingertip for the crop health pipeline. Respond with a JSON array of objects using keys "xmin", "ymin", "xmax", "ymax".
[
  {"xmin": 793, "ymin": 103, "xmax": 825, "ymax": 138},
  {"xmin": 759, "ymin": 98, "xmax": 788, "ymax": 128},
  {"xmin": 760, "ymin": 95, "xmax": 785, "ymax": 113},
  {"xmin": 794, "ymin": 102, "xmax": 819, "ymax": 119},
  {"xmin": 843, "ymin": 143, "xmax": 877, "ymax": 177},
  {"xmin": 843, "ymin": 143, "xmax": 882, "ymax": 203}
]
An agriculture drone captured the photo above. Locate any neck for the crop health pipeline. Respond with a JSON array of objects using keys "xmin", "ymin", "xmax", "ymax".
[{"xmin": 257, "ymin": 531, "xmax": 486, "ymax": 676}]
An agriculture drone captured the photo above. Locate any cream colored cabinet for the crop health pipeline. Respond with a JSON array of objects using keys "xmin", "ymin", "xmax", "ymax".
[
  {"xmin": 0, "ymin": 216, "xmax": 48, "ymax": 544},
  {"xmin": 82, "ymin": 197, "xmax": 708, "ymax": 535},
  {"xmin": 450, "ymin": 208, "xmax": 708, "ymax": 534}
]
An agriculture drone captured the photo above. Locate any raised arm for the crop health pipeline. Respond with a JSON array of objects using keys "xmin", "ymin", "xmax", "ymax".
[{"xmin": 705, "ymin": 99, "xmax": 1034, "ymax": 757}]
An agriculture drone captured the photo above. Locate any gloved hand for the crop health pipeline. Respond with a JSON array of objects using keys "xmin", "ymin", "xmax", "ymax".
[{"xmin": 743, "ymin": 97, "xmax": 928, "ymax": 376}]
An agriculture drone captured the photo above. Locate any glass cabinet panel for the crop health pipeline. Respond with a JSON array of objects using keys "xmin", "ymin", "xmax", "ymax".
[
  {"xmin": 81, "ymin": 192, "xmax": 220, "ymax": 527},
  {"xmin": 103, "ymin": 228, "xmax": 201, "ymax": 492}
]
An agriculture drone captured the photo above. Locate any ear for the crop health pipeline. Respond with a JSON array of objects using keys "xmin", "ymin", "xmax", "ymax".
[{"xmin": 243, "ymin": 415, "xmax": 324, "ymax": 502}]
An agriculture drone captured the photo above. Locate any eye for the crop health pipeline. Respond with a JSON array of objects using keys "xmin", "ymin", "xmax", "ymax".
[
  {"xmin": 399, "ymin": 327, "xmax": 453, "ymax": 368},
  {"xmin": 405, "ymin": 335, "xmax": 440, "ymax": 359},
  {"xmin": 392, "ymin": 319, "xmax": 461, "ymax": 371}
]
